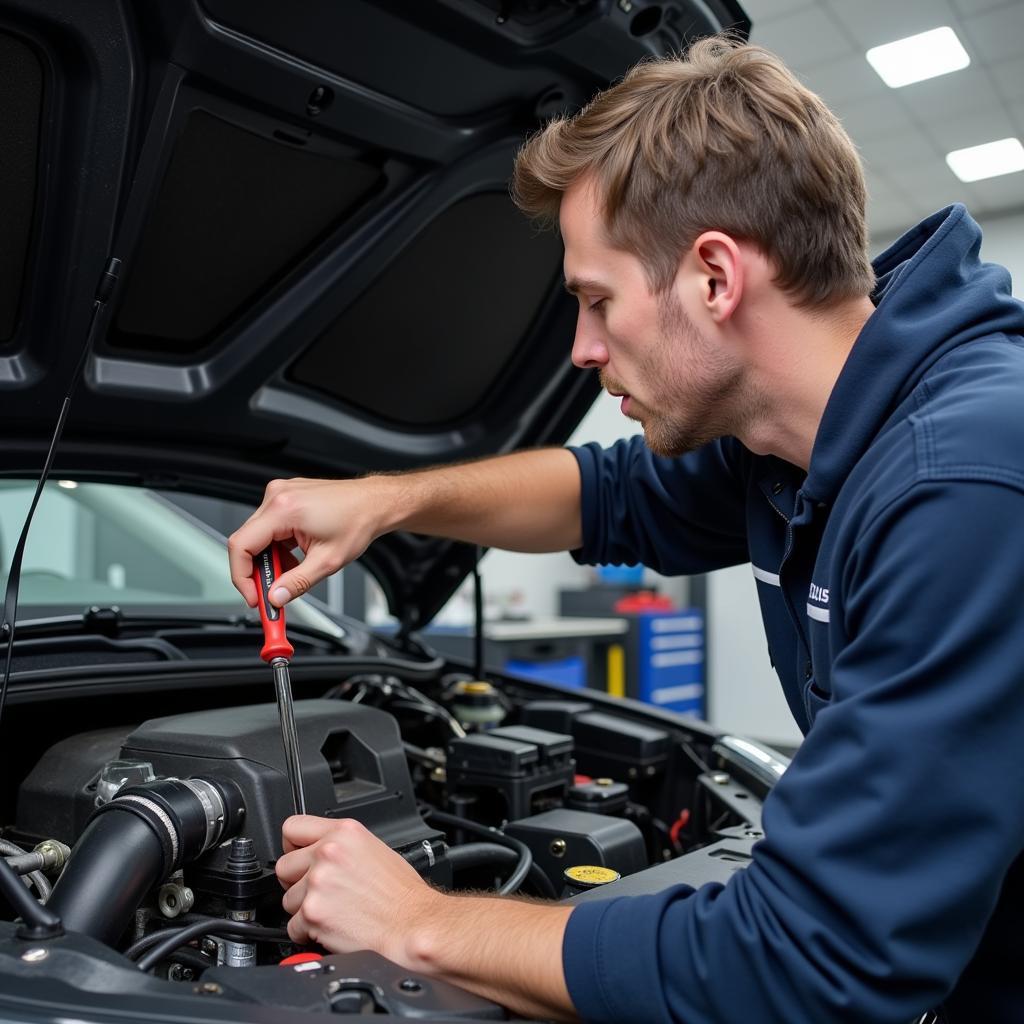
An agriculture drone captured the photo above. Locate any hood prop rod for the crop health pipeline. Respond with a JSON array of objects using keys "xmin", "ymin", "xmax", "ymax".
[{"xmin": 0, "ymin": 258, "xmax": 122, "ymax": 737}]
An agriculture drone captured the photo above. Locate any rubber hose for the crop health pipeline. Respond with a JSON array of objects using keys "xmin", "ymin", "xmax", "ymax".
[
  {"xmin": 423, "ymin": 808, "xmax": 533, "ymax": 896},
  {"xmin": 446, "ymin": 842, "xmax": 557, "ymax": 899},
  {"xmin": 47, "ymin": 808, "xmax": 166, "ymax": 946}
]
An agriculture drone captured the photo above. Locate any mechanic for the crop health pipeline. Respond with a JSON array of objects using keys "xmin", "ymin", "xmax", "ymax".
[{"xmin": 228, "ymin": 36, "xmax": 1024, "ymax": 1024}]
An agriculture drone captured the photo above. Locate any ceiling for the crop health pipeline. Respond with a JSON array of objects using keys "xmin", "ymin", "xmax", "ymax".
[{"xmin": 742, "ymin": 0, "xmax": 1024, "ymax": 243}]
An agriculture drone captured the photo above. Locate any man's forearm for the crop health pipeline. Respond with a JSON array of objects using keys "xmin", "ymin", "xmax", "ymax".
[
  {"xmin": 378, "ymin": 447, "xmax": 583, "ymax": 553},
  {"xmin": 399, "ymin": 894, "xmax": 577, "ymax": 1021}
]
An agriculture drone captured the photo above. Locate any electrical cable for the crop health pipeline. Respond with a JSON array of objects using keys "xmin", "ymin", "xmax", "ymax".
[
  {"xmin": 166, "ymin": 946, "xmax": 216, "ymax": 974},
  {"xmin": 0, "ymin": 258, "xmax": 121, "ymax": 739},
  {"xmin": 133, "ymin": 917, "xmax": 291, "ymax": 972},
  {"xmin": 330, "ymin": 674, "xmax": 465, "ymax": 739},
  {"xmin": 422, "ymin": 807, "xmax": 532, "ymax": 896}
]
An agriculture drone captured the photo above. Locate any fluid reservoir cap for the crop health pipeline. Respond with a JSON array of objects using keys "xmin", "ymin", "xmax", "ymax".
[
  {"xmin": 564, "ymin": 865, "xmax": 621, "ymax": 889},
  {"xmin": 451, "ymin": 680, "xmax": 506, "ymax": 727},
  {"xmin": 95, "ymin": 759, "xmax": 156, "ymax": 807}
]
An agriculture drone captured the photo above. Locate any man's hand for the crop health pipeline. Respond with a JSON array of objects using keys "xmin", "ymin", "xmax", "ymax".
[
  {"xmin": 228, "ymin": 477, "xmax": 401, "ymax": 608},
  {"xmin": 277, "ymin": 814, "xmax": 578, "ymax": 1021},
  {"xmin": 277, "ymin": 815, "xmax": 440, "ymax": 961}
]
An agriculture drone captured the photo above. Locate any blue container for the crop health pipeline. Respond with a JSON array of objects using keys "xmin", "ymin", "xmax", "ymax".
[
  {"xmin": 596, "ymin": 563, "xmax": 644, "ymax": 586},
  {"xmin": 504, "ymin": 656, "xmax": 586, "ymax": 690}
]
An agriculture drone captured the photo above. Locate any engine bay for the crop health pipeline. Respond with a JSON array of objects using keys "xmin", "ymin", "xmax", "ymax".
[{"xmin": 0, "ymin": 654, "xmax": 778, "ymax": 1020}]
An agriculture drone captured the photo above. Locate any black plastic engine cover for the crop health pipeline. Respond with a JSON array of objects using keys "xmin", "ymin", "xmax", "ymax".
[{"xmin": 17, "ymin": 700, "xmax": 445, "ymax": 880}]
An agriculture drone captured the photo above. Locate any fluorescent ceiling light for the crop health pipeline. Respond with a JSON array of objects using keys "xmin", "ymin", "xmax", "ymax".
[
  {"xmin": 866, "ymin": 27, "xmax": 969, "ymax": 88},
  {"xmin": 946, "ymin": 138, "xmax": 1024, "ymax": 183}
]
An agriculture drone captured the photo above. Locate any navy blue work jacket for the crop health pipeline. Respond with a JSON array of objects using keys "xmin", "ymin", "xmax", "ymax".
[{"xmin": 563, "ymin": 205, "xmax": 1024, "ymax": 1023}]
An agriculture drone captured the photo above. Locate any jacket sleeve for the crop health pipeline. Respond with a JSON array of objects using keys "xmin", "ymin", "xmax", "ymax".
[
  {"xmin": 569, "ymin": 436, "xmax": 750, "ymax": 574},
  {"xmin": 563, "ymin": 479, "xmax": 1024, "ymax": 1024}
]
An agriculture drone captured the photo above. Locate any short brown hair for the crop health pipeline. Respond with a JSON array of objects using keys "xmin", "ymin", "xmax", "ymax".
[{"xmin": 512, "ymin": 34, "xmax": 873, "ymax": 308}]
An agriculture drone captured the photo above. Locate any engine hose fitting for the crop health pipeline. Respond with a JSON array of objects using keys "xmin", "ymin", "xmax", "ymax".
[{"xmin": 47, "ymin": 776, "xmax": 245, "ymax": 946}]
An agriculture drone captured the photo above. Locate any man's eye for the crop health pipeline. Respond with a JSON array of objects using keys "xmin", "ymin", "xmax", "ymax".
[{"xmin": 588, "ymin": 298, "xmax": 607, "ymax": 313}]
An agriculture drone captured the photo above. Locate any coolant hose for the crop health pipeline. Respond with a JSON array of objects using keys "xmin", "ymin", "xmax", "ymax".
[
  {"xmin": 445, "ymin": 841, "xmax": 557, "ymax": 899},
  {"xmin": 47, "ymin": 777, "xmax": 244, "ymax": 946}
]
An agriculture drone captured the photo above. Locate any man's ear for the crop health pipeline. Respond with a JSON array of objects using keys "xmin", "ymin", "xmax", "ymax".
[{"xmin": 691, "ymin": 232, "xmax": 743, "ymax": 324}]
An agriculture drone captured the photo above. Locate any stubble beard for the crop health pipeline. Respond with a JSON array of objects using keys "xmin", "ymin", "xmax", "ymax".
[{"xmin": 603, "ymin": 292, "xmax": 750, "ymax": 459}]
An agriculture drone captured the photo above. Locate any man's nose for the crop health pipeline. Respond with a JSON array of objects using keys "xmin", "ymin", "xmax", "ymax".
[{"xmin": 571, "ymin": 315, "xmax": 609, "ymax": 369}]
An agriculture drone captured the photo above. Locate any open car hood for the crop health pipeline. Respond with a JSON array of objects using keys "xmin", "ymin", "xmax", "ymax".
[{"xmin": 1, "ymin": 0, "xmax": 749, "ymax": 627}]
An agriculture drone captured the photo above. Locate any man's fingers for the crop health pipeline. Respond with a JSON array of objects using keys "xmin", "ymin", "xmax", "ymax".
[
  {"xmin": 281, "ymin": 875, "xmax": 307, "ymax": 915},
  {"xmin": 269, "ymin": 549, "xmax": 339, "ymax": 607},
  {"xmin": 276, "ymin": 846, "xmax": 314, "ymax": 889},
  {"xmin": 227, "ymin": 517, "xmax": 278, "ymax": 606},
  {"xmin": 286, "ymin": 909, "xmax": 313, "ymax": 946},
  {"xmin": 282, "ymin": 814, "xmax": 342, "ymax": 852}
]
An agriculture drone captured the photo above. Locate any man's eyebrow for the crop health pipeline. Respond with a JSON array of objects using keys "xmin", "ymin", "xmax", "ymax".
[{"xmin": 563, "ymin": 277, "xmax": 607, "ymax": 296}]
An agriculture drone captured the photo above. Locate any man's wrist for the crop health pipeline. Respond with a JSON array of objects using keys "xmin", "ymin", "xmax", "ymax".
[
  {"xmin": 389, "ymin": 886, "xmax": 451, "ymax": 974},
  {"xmin": 365, "ymin": 472, "xmax": 427, "ymax": 535}
]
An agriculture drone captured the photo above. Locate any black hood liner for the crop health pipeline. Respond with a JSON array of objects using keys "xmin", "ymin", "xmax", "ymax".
[{"xmin": 0, "ymin": 0, "xmax": 749, "ymax": 626}]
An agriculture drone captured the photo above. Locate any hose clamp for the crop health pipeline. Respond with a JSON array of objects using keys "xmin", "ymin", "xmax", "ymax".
[
  {"xmin": 113, "ymin": 794, "xmax": 179, "ymax": 868},
  {"xmin": 181, "ymin": 778, "xmax": 227, "ymax": 854}
]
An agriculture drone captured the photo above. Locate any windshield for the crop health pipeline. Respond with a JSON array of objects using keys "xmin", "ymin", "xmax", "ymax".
[{"xmin": 0, "ymin": 480, "xmax": 340, "ymax": 635}]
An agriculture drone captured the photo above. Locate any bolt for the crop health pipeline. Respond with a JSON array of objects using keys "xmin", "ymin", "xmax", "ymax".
[
  {"xmin": 744, "ymin": 830, "xmax": 763, "ymax": 838},
  {"xmin": 711, "ymin": 772, "xmax": 731, "ymax": 785},
  {"xmin": 158, "ymin": 882, "xmax": 194, "ymax": 918},
  {"xmin": 399, "ymin": 978, "xmax": 423, "ymax": 992},
  {"xmin": 198, "ymin": 981, "xmax": 222, "ymax": 995},
  {"xmin": 20, "ymin": 948, "xmax": 48, "ymax": 963},
  {"xmin": 618, "ymin": 0, "xmax": 633, "ymax": 11},
  {"xmin": 550, "ymin": 838, "xmax": 567, "ymax": 858},
  {"xmin": 230, "ymin": 836, "xmax": 255, "ymax": 860}
]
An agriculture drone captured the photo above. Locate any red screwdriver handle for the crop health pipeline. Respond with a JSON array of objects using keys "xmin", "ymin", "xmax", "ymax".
[{"xmin": 252, "ymin": 543, "xmax": 295, "ymax": 663}]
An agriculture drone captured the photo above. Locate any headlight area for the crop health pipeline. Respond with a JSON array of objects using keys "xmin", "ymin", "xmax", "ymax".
[{"xmin": 0, "ymin": 669, "xmax": 768, "ymax": 1016}]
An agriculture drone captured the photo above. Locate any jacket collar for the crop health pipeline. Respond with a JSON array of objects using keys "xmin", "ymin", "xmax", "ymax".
[{"xmin": 802, "ymin": 205, "xmax": 1024, "ymax": 504}]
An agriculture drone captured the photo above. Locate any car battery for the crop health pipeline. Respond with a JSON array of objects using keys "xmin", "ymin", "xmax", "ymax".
[
  {"xmin": 504, "ymin": 808, "xmax": 646, "ymax": 893},
  {"xmin": 520, "ymin": 701, "xmax": 669, "ymax": 781},
  {"xmin": 447, "ymin": 725, "xmax": 574, "ymax": 825}
]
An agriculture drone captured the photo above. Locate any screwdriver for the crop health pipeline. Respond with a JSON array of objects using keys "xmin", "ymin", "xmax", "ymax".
[{"xmin": 252, "ymin": 542, "xmax": 306, "ymax": 816}]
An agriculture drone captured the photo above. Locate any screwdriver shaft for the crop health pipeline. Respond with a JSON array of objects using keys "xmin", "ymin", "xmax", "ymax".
[{"xmin": 271, "ymin": 657, "xmax": 306, "ymax": 816}]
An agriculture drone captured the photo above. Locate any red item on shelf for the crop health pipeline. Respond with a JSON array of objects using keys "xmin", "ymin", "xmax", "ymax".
[{"xmin": 613, "ymin": 591, "xmax": 676, "ymax": 613}]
